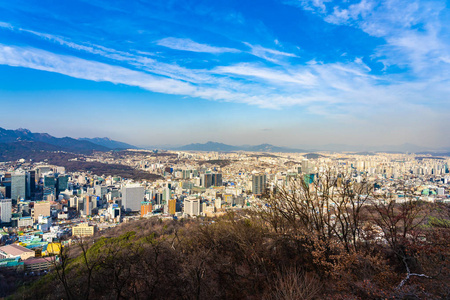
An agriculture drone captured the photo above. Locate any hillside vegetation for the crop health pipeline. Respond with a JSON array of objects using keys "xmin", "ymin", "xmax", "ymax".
[{"xmin": 11, "ymin": 175, "xmax": 450, "ymax": 299}]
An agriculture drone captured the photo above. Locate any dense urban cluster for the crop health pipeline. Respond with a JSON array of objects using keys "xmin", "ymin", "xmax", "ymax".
[{"xmin": 0, "ymin": 150, "xmax": 449, "ymax": 298}]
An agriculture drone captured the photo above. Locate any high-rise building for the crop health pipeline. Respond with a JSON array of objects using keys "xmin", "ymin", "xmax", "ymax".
[
  {"xmin": 26, "ymin": 171, "xmax": 36, "ymax": 200},
  {"xmin": 201, "ymin": 173, "xmax": 213, "ymax": 188},
  {"xmin": 83, "ymin": 195, "xmax": 93, "ymax": 216},
  {"xmin": 301, "ymin": 159, "xmax": 312, "ymax": 174},
  {"xmin": 35, "ymin": 166, "xmax": 52, "ymax": 179},
  {"xmin": 214, "ymin": 198, "xmax": 222, "ymax": 209},
  {"xmin": 235, "ymin": 195, "xmax": 245, "ymax": 207},
  {"xmin": 141, "ymin": 201, "xmax": 152, "ymax": 217},
  {"xmin": 162, "ymin": 187, "xmax": 171, "ymax": 202},
  {"xmin": 223, "ymin": 194, "xmax": 234, "ymax": 205},
  {"xmin": 56, "ymin": 175, "xmax": 69, "ymax": 195},
  {"xmin": 182, "ymin": 169, "xmax": 191, "ymax": 179},
  {"xmin": 184, "ymin": 198, "xmax": 201, "ymax": 217},
  {"xmin": 303, "ymin": 173, "xmax": 315, "ymax": 185},
  {"xmin": 168, "ymin": 199, "xmax": 176, "ymax": 215},
  {"xmin": 11, "ymin": 172, "xmax": 26, "ymax": 201},
  {"xmin": 2, "ymin": 173, "xmax": 11, "ymax": 199},
  {"xmin": 0, "ymin": 199, "xmax": 12, "ymax": 224},
  {"xmin": 154, "ymin": 192, "xmax": 163, "ymax": 205},
  {"xmin": 43, "ymin": 175, "xmax": 56, "ymax": 198},
  {"xmin": 32, "ymin": 201, "xmax": 50, "ymax": 222},
  {"xmin": 212, "ymin": 173, "xmax": 223, "ymax": 187},
  {"xmin": 95, "ymin": 186, "xmax": 108, "ymax": 199},
  {"xmin": 108, "ymin": 203, "xmax": 121, "ymax": 221},
  {"xmin": 252, "ymin": 174, "xmax": 267, "ymax": 195},
  {"xmin": 122, "ymin": 185, "xmax": 144, "ymax": 212}
]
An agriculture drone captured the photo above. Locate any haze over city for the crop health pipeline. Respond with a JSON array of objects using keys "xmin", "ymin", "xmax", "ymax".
[
  {"xmin": 1, "ymin": 0, "xmax": 449, "ymax": 147},
  {"xmin": 2, "ymin": 1, "xmax": 450, "ymax": 298}
]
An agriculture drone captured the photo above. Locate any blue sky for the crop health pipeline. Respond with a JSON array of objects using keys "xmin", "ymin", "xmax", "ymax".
[{"xmin": 0, "ymin": 0, "xmax": 449, "ymax": 148}]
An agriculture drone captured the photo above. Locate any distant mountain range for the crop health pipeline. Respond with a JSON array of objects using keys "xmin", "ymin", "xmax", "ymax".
[
  {"xmin": 315, "ymin": 143, "xmax": 448, "ymax": 153},
  {"xmin": 1, "ymin": 127, "xmax": 449, "ymax": 163},
  {"xmin": 173, "ymin": 141, "xmax": 450, "ymax": 155},
  {"xmin": 0, "ymin": 127, "xmax": 109, "ymax": 152},
  {"xmin": 174, "ymin": 141, "xmax": 307, "ymax": 153},
  {"xmin": 79, "ymin": 137, "xmax": 137, "ymax": 150},
  {"xmin": 0, "ymin": 127, "xmax": 136, "ymax": 162}
]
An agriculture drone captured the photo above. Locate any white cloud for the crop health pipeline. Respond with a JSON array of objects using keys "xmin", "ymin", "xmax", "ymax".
[
  {"xmin": 5, "ymin": 27, "xmax": 215, "ymax": 84},
  {"xmin": 156, "ymin": 37, "xmax": 240, "ymax": 53},
  {"xmin": 0, "ymin": 22, "xmax": 13, "ymax": 29},
  {"xmin": 0, "ymin": 43, "xmax": 397, "ymax": 111},
  {"xmin": 1, "ymin": 15, "xmax": 449, "ymax": 118},
  {"xmin": 243, "ymin": 42, "xmax": 298, "ymax": 63},
  {"xmin": 293, "ymin": 0, "xmax": 331, "ymax": 13},
  {"xmin": 291, "ymin": 0, "xmax": 450, "ymax": 79},
  {"xmin": 0, "ymin": 44, "xmax": 197, "ymax": 95},
  {"xmin": 325, "ymin": 0, "xmax": 375, "ymax": 25},
  {"xmin": 214, "ymin": 63, "xmax": 317, "ymax": 86}
]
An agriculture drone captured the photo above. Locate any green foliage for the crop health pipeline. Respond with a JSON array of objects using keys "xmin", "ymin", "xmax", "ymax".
[{"xmin": 429, "ymin": 216, "xmax": 450, "ymax": 228}]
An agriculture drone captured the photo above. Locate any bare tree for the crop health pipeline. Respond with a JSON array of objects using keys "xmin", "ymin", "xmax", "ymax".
[
  {"xmin": 261, "ymin": 170, "xmax": 372, "ymax": 253},
  {"xmin": 52, "ymin": 241, "xmax": 73, "ymax": 300}
]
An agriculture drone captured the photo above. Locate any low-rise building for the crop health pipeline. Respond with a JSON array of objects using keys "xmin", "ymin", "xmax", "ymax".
[
  {"xmin": 0, "ymin": 244, "xmax": 35, "ymax": 260},
  {"xmin": 72, "ymin": 223, "xmax": 96, "ymax": 237}
]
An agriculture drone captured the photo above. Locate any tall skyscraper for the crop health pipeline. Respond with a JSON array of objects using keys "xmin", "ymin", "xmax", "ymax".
[
  {"xmin": 122, "ymin": 185, "xmax": 144, "ymax": 212},
  {"xmin": 0, "ymin": 199, "xmax": 12, "ymax": 224},
  {"xmin": 43, "ymin": 175, "xmax": 56, "ymax": 198},
  {"xmin": 301, "ymin": 159, "xmax": 310, "ymax": 174},
  {"xmin": 212, "ymin": 173, "xmax": 223, "ymax": 187},
  {"xmin": 184, "ymin": 198, "xmax": 200, "ymax": 217},
  {"xmin": 2, "ymin": 173, "xmax": 11, "ymax": 199},
  {"xmin": 168, "ymin": 199, "xmax": 176, "ymax": 215},
  {"xmin": 56, "ymin": 175, "xmax": 69, "ymax": 195},
  {"xmin": 84, "ymin": 195, "xmax": 92, "ymax": 216},
  {"xmin": 26, "ymin": 170, "xmax": 36, "ymax": 200},
  {"xmin": 162, "ymin": 187, "xmax": 171, "ymax": 202},
  {"xmin": 154, "ymin": 192, "xmax": 163, "ymax": 205},
  {"xmin": 141, "ymin": 201, "xmax": 152, "ymax": 217},
  {"xmin": 252, "ymin": 174, "xmax": 267, "ymax": 195},
  {"xmin": 11, "ymin": 172, "xmax": 26, "ymax": 201},
  {"xmin": 201, "ymin": 173, "xmax": 213, "ymax": 188}
]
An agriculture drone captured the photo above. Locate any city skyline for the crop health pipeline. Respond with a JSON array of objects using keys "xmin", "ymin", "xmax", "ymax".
[{"xmin": 1, "ymin": 0, "xmax": 449, "ymax": 147}]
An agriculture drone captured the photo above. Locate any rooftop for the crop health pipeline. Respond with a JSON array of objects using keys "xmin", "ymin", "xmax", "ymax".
[{"xmin": 0, "ymin": 244, "xmax": 34, "ymax": 256}]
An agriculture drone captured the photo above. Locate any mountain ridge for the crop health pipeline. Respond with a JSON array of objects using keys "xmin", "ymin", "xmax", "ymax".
[
  {"xmin": 174, "ymin": 141, "xmax": 307, "ymax": 153},
  {"xmin": 79, "ymin": 137, "xmax": 137, "ymax": 150},
  {"xmin": 0, "ymin": 127, "xmax": 134, "ymax": 161}
]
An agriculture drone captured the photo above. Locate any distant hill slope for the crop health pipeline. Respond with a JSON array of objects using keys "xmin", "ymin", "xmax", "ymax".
[
  {"xmin": 0, "ymin": 127, "xmax": 108, "ymax": 151},
  {"xmin": 175, "ymin": 141, "xmax": 306, "ymax": 153},
  {"xmin": 246, "ymin": 143, "xmax": 306, "ymax": 153},
  {"xmin": 0, "ymin": 127, "xmax": 111, "ymax": 161},
  {"xmin": 177, "ymin": 141, "xmax": 239, "ymax": 152},
  {"xmin": 79, "ymin": 137, "xmax": 137, "ymax": 150},
  {"xmin": 304, "ymin": 153, "xmax": 324, "ymax": 159},
  {"xmin": 318, "ymin": 143, "xmax": 438, "ymax": 153}
]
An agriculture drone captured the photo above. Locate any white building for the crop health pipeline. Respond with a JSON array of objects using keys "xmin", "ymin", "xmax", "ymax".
[
  {"xmin": 122, "ymin": 185, "xmax": 144, "ymax": 212},
  {"xmin": 0, "ymin": 199, "xmax": 12, "ymax": 224},
  {"xmin": 184, "ymin": 198, "xmax": 201, "ymax": 217}
]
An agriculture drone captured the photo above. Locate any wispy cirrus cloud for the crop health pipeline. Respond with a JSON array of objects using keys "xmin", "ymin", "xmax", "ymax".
[
  {"xmin": 243, "ymin": 42, "xmax": 298, "ymax": 63},
  {"xmin": 0, "ymin": 42, "xmax": 404, "ymax": 111},
  {"xmin": 286, "ymin": 0, "xmax": 450, "ymax": 78},
  {"xmin": 214, "ymin": 63, "xmax": 317, "ymax": 86},
  {"xmin": 0, "ymin": 44, "xmax": 196, "ymax": 95},
  {"xmin": 156, "ymin": 37, "xmax": 240, "ymax": 53},
  {"xmin": 0, "ymin": 21, "xmax": 13, "ymax": 29},
  {"xmin": 0, "ymin": 14, "xmax": 448, "ymax": 116},
  {"xmin": 1, "ymin": 24, "xmax": 214, "ymax": 84}
]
